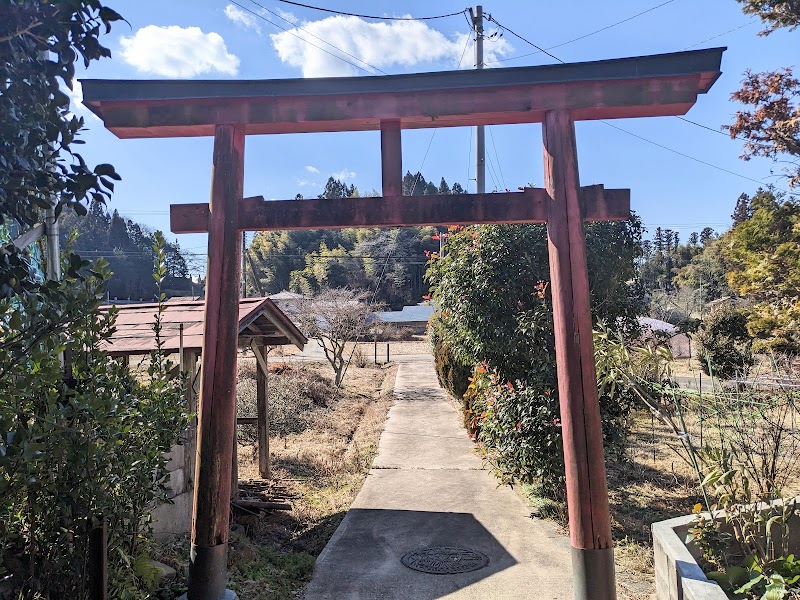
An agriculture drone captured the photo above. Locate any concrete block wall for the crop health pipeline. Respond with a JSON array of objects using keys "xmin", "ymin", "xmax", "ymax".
[
  {"xmin": 652, "ymin": 514, "xmax": 728, "ymax": 600},
  {"xmin": 152, "ymin": 442, "xmax": 192, "ymax": 536}
]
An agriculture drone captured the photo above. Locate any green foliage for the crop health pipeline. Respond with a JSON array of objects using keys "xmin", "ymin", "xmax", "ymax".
[
  {"xmin": 695, "ymin": 307, "xmax": 755, "ymax": 378},
  {"xmin": 736, "ymin": 0, "xmax": 800, "ymax": 34},
  {"xmin": 60, "ymin": 204, "xmax": 193, "ymax": 299},
  {"xmin": 426, "ymin": 220, "xmax": 645, "ymax": 496},
  {"xmin": 0, "ymin": 235, "xmax": 189, "ymax": 599},
  {"xmin": 723, "ymin": 189, "xmax": 800, "ymax": 352},
  {"xmin": 247, "ymin": 173, "xmax": 463, "ymax": 308},
  {"xmin": 465, "ymin": 363, "xmax": 565, "ymax": 498},
  {"xmin": 430, "ymin": 323, "xmax": 473, "ymax": 405}
]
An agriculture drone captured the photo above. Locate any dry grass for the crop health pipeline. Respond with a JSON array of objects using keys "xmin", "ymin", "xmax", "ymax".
[{"xmin": 153, "ymin": 361, "xmax": 397, "ymax": 599}]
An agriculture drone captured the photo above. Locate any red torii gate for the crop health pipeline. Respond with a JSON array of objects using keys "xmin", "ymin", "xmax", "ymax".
[{"xmin": 82, "ymin": 46, "xmax": 724, "ymax": 600}]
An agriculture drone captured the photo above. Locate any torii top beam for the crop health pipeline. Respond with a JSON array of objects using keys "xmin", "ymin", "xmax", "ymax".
[{"xmin": 80, "ymin": 47, "xmax": 724, "ymax": 139}]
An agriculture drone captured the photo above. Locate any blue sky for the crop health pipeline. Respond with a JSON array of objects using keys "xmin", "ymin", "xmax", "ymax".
[{"xmin": 69, "ymin": 0, "xmax": 798, "ymax": 273}]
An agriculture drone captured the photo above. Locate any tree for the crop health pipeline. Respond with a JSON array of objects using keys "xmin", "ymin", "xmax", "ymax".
[
  {"xmin": 736, "ymin": 0, "xmax": 800, "ymax": 34},
  {"xmin": 732, "ymin": 192, "xmax": 754, "ymax": 225},
  {"xmin": 0, "ymin": 1, "xmax": 122, "ymax": 281},
  {"xmin": 726, "ymin": 68, "xmax": 800, "ymax": 188},
  {"xmin": 292, "ymin": 288, "xmax": 377, "ymax": 386},
  {"xmin": 724, "ymin": 188, "xmax": 800, "ymax": 352}
]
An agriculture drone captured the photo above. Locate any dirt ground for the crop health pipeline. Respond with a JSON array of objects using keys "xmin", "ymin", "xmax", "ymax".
[{"xmin": 153, "ymin": 361, "xmax": 397, "ymax": 600}]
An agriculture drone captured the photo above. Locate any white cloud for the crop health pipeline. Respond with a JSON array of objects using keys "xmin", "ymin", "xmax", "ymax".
[
  {"xmin": 304, "ymin": 165, "xmax": 320, "ymax": 173},
  {"xmin": 275, "ymin": 8, "xmax": 299, "ymax": 25},
  {"xmin": 332, "ymin": 169, "xmax": 356, "ymax": 180},
  {"xmin": 120, "ymin": 25, "xmax": 240, "ymax": 78},
  {"xmin": 296, "ymin": 178, "xmax": 320, "ymax": 188},
  {"xmin": 224, "ymin": 4, "xmax": 261, "ymax": 34},
  {"xmin": 270, "ymin": 15, "xmax": 512, "ymax": 78}
]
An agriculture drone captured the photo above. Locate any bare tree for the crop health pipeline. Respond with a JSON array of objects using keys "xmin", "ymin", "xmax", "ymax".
[{"xmin": 292, "ymin": 288, "xmax": 377, "ymax": 386}]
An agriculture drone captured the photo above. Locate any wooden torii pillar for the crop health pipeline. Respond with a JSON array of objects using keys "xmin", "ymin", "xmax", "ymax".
[{"xmin": 81, "ymin": 47, "xmax": 725, "ymax": 600}]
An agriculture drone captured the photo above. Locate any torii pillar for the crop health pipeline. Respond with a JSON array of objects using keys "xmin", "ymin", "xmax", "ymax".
[{"xmin": 544, "ymin": 109, "xmax": 615, "ymax": 596}]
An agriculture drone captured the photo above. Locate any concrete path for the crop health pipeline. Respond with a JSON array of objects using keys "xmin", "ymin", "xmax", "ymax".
[{"xmin": 304, "ymin": 358, "xmax": 572, "ymax": 599}]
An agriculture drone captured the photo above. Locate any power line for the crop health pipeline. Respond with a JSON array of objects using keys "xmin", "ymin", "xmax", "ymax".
[
  {"xmin": 486, "ymin": 13, "xmax": 767, "ymax": 186},
  {"xmin": 488, "ymin": 126, "xmax": 507, "ymax": 190},
  {"xmin": 487, "ymin": 0, "xmax": 675, "ymax": 65},
  {"xmin": 243, "ymin": 0, "xmax": 388, "ymax": 75},
  {"xmin": 601, "ymin": 121, "xmax": 766, "ymax": 185},
  {"xmin": 270, "ymin": 0, "xmax": 468, "ymax": 21},
  {"xmin": 485, "ymin": 15, "xmax": 563, "ymax": 63},
  {"xmin": 682, "ymin": 19, "xmax": 757, "ymax": 49},
  {"xmin": 228, "ymin": 0, "xmax": 378, "ymax": 75}
]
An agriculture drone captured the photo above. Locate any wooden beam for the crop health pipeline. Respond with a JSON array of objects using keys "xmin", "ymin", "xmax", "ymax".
[
  {"xmin": 189, "ymin": 123, "xmax": 245, "ymax": 600},
  {"xmin": 81, "ymin": 48, "xmax": 726, "ymax": 138},
  {"xmin": 170, "ymin": 187, "xmax": 630, "ymax": 234},
  {"xmin": 543, "ymin": 109, "xmax": 615, "ymax": 599},
  {"xmin": 380, "ymin": 120, "xmax": 402, "ymax": 197}
]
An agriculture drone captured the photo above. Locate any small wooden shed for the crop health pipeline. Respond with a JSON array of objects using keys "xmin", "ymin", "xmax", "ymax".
[{"xmin": 102, "ymin": 297, "xmax": 306, "ymax": 534}]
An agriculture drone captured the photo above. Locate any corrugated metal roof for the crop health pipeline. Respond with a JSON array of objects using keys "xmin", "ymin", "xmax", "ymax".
[
  {"xmin": 378, "ymin": 304, "xmax": 434, "ymax": 323},
  {"xmin": 101, "ymin": 297, "xmax": 305, "ymax": 356}
]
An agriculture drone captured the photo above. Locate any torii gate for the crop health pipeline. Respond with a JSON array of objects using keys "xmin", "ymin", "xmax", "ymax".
[{"xmin": 82, "ymin": 46, "xmax": 724, "ymax": 600}]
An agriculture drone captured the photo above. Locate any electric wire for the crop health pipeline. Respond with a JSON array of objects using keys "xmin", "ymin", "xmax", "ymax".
[
  {"xmin": 682, "ymin": 19, "xmax": 757, "ymax": 49},
  {"xmin": 487, "ymin": 13, "xmax": 768, "ymax": 186},
  {"xmin": 601, "ymin": 121, "xmax": 766, "ymax": 185},
  {"xmin": 488, "ymin": 126, "xmax": 507, "ymax": 190},
  {"xmin": 243, "ymin": 0, "xmax": 388, "ymax": 75},
  {"xmin": 271, "ymin": 0, "xmax": 468, "ymax": 21},
  {"xmin": 487, "ymin": 0, "xmax": 676, "ymax": 64},
  {"xmin": 228, "ymin": 0, "xmax": 379, "ymax": 75}
]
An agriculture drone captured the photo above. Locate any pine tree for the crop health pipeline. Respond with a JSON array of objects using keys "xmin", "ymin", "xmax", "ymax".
[
  {"xmin": 438, "ymin": 178, "xmax": 451, "ymax": 195},
  {"xmin": 731, "ymin": 193, "xmax": 753, "ymax": 225}
]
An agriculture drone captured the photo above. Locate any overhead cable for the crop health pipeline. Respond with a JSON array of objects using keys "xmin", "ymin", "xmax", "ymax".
[{"xmin": 271, "ymin": 0, "xmax": 467, "ymax": 21}]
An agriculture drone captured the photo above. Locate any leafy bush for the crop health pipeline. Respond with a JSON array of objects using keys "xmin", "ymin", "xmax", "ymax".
[
  {"xmin": 0, "ymin": 237, "xmax": 189, "ymax": 599},
  {"xmin": 426, "ymin": 223, "xmax": 644, "ymax": 497},
  {"xmin": 432, "ymin": 332, "xmax": 473, "ymax": 401},
  {"xmin": 695, "ymin": 307, "xmax": 754, "ymax": 378}
]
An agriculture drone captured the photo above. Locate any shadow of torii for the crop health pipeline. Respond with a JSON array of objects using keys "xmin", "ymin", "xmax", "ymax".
[{"xmin": 303, "ymin": 509, "xmax": 516, "ymax": 600}]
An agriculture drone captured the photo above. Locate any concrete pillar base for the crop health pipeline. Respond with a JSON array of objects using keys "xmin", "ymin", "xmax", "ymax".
[
  {"xmin": 184, "ymin": 542, "xmax": 229, "ymax": 600},
  {"xmin": 571, "ymin": 546, "xmax": 616, "ymax": 600}
]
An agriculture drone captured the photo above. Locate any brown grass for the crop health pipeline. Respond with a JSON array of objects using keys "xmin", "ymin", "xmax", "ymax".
[{"xmin": 152, "ymin": 361, "xmax": 396, "ymax": 599}]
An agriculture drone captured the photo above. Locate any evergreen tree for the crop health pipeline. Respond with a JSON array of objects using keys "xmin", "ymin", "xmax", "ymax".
[{"xmin": 732, "ymin": 192, "xmax": 753, "ymax": 225}]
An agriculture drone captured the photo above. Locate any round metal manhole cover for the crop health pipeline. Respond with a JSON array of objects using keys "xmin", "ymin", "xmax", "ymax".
[{"xmin": 401, "ymin": 546, "xmax": 490, "ymax": 574}]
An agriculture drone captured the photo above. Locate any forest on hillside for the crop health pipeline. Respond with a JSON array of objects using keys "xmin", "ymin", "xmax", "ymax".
[
  {"xmin": 245, "ymin": 171, "xmax": 465, "ymax": 309},
  {"xmin": 58, "ymin": 203, "xmax": 194, "ymax": 300}
]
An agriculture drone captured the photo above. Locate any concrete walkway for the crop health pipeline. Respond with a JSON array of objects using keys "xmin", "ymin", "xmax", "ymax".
[{"xmin": 304, "ymin": 359, "xmax": 571, "ymax": 599}]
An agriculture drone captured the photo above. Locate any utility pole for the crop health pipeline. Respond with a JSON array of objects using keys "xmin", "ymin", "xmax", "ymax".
[
  {"xmin": 38, "ymin": 50, "xmax": 61, "ymax": 281},
  {"xmin": 471, "ymin": 5, "xmax": 485, "ymax": 194}
]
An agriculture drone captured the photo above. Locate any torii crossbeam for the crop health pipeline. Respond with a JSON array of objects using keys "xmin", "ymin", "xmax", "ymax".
[{"xmin": 82, "ymin": 46, "xmax": 724, "ymax": 600}]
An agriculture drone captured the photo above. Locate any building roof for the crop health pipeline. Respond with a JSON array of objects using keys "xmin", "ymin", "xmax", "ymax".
[
  {"xmin": 80, "ymin": 47, "xmax": 725, "ymax": 139},
  {"xmin": 378, "ymin": 304, "xmax": 435, "ymax": 324},
  {"xmin": 101, "ymin": 297, "xmax": 306, "ymax": 356}
]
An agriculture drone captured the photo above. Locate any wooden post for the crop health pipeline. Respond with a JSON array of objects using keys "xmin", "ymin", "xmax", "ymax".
[
  {"xmin": 184, "ymin": 350, "xmax": 199, "ymax": 495},
  {"xmin": 542, "ymin": 109, "xmax": 616, "ymax": 600},
  {"xmin": 87, "ymin": 517, "xmax": 108, "ymax": 600},
  {"xmin": 188, "ymin": 123, "xmax": 245, "ymax": 600},
  {"xmin": 380, "ymin": 120, "xmax": 402, "ymax": 197},
  {"xmin": 231, "ymin": 432, "xmax": 239, "ymax": 500},
  {"xmin": 255, "ymin": 344, "xmax": 270, "ymax": 479}
]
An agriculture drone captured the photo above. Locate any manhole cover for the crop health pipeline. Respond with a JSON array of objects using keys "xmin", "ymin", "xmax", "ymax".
[{"xmin": 401, "ymin": 546, "xmax": 490, "ymax": 574}]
